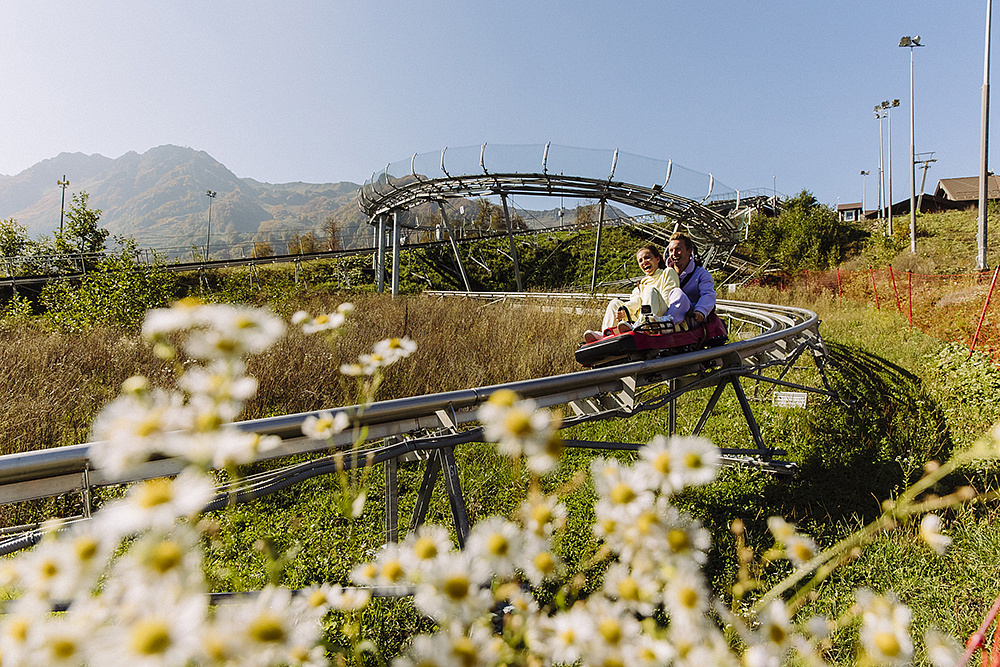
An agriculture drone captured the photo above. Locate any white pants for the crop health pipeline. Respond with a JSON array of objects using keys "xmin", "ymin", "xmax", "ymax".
[{"xmin": 600, "ymin": 287, "xmax": 690, "ymax": 330}]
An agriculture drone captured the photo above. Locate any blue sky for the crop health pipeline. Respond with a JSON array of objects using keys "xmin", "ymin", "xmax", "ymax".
[{"xmin": 0, "ymin": 1, "xmax": 994, "ymax": 210}]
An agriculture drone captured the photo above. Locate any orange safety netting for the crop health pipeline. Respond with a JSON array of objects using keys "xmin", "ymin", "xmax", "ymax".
[{"xmin": 774, "ymin": 267, "xmax": 1000, "ymax": 364}]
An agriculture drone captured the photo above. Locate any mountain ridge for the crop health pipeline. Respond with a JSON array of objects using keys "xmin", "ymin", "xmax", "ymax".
[{"xmin": 0, "ymin": 145, "xmax": 367, "ymax": 251}]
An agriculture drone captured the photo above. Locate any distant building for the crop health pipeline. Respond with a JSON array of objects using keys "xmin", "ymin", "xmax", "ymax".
[
  {"xmin": 934, "ymin": 175, "xmax": 1000, "ymax": 203},
  {"xmin": 837, "ymin": 202, "xmax": 863, "ymax": 222}
]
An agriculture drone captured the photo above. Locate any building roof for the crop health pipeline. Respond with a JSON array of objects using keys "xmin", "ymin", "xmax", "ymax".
[
  {"xmin": 837, "ymin": 202, "xmax": 862, "ymax": 211},
  {"xmin": 935, "ymin": 175, "xmax": 1000, "ymax": 201}
]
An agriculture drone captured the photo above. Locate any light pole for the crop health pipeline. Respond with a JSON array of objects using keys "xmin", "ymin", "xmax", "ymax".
[
  {"xmin": 900, "ymin": 35, "xmax": 924, "ymax": 253},
  {"xmin": 861, "ymin": 170, "xmax": 870, "ymax": 216},
  {"xmin": 205, "ymin": 190, "xmax": 217, "ymax": 260},
  {"xmin": 978, "ymin": 0, "xmax": 993, "ymax": 271},
  {"xmin": 57, "ymin": 176, "xmax": 69, "ymax": 235},
  {"xmin": 874, "ymin": 106, "xmax": 885, "ymax": 224},
  {"xmin": 878, "ymin": 100, "xmax": 900, "ymax": 234}
]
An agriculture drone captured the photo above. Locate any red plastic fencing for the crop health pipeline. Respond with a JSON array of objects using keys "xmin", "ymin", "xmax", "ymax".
[{"xmin": 781, "ymin": 267, "xmax": 1000, "ymax": 364}]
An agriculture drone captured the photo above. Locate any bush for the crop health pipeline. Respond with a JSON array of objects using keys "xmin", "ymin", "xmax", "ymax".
[
  {"xmin": 40, "ymin": 244, "xmax": 176, "ymax": 331},
  {"xmin": 744, "ymin": 191, "xmax": 867, "ymax": 272}
]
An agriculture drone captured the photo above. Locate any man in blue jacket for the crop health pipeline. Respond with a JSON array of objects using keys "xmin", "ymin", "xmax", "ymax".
[{"xmin": 666, "ymin": 231, "xmax": 716, "ymax": 324}]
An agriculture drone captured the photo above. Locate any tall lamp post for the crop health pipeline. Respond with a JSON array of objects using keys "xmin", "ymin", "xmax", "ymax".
[
  {"xmin": 205, "ymin": 190, "xmax": 217, "ymax": 260},
  {"xmin": 900, "ymin": 35, "xmax": 924, "ymax": 253},
  {"xmin": 978, "ymin": 0, "xmax": 993, "ymax": 271},
  {"xmin": 875, "ymin": 106, "xmax": 885, "ymax": 224},
  {"xmin": 57, "ymin": 176, "xmax": 69, "ymax": 235},
  {"xmin": 877, "ymin": 100, "xmax": 900, "ymax": 235}
]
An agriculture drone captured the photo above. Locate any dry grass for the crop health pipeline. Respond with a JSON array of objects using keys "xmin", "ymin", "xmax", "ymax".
[
  {"xmin": 0, "ymin": 323, "xmax": 172, "ymax": 456},
  {"xmin": 249, "ymin": 293, "xmax": 591, "ymax": 416},
  {"xmin": 0, "ymin": 294, "xmax": 594, "ymax": 453}
]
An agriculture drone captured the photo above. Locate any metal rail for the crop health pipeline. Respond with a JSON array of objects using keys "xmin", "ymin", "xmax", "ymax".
[{"xmin": 0, "ymin": 297, "xmax": 833, "ymax": 553}]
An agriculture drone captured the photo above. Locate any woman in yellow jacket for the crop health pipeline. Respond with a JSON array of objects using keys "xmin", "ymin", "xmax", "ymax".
[{"xmin": 585, "ymin": 244, "xmax": 681, "ymax": 342}]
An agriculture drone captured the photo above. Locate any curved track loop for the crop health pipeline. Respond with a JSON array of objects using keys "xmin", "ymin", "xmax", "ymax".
[{"xmin": 0, "ymin": 295, "xmax": 833, "ymax": 553}]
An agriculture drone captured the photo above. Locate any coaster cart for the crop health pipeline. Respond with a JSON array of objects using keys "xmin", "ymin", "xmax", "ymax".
[{"xmin": 575, "ymin": 307, "xmax": 729, "ymax": 368}]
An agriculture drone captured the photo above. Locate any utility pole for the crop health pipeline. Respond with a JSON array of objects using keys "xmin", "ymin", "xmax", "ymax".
[
  {"xmin": 205, "ymin": 190, "xmax": 217, "ymax": 260},
  {"xmin": 978, "ymin": 0, "xmax": 993, "ymax": 271},
  {"xmin": 57, "ymin": 176, "xmax": 69, "ymax": 235}
]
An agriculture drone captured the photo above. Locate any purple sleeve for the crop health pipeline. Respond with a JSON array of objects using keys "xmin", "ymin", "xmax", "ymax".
[{"xmin": 693, "ymin": 267, "xmax": 717, "ymax": 315}]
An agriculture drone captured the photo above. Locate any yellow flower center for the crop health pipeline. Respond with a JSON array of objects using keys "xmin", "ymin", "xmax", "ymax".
[
  {"xmin": 443, "ymin": 575, "xmax": 470, "ymax": 600},
  {"xmin": 308, "ymin": 590, "xmax": 327, "ymax": 608},
  {"xmin": 874, "ymin": 631, "xmax": 901, "ymax": 657},
  {"xmin": 504, "ymin": 409, "xmax": 533, "ymax": 436},
  {"xmin": 8, "ymin": 618, "xmax": 28, "ymax": 642},
  {"xmin": 135, "ymin": 415, "xmax": 162, "ymax": 438},
  {"xmin": 138, "ymin": 479, "xmax": 173, "ymax": 508},
  {"xmin": 654, "ymin": 451, "xmax": 671, "ymax": 474},
  {"xmin": 131, "ymin": 619, "xmax": 172, "ymax": 655},
  {"xmin": 315, "ymin": 314, "xmax": 329, "ymax": 325},
  {"xmin": 388, "ymin": 338, "xmax": 402, "ymax": 349},
  {"xmin": 414, "ymin": 537, "xmax": 438, "ymax": 560},
  {"xmin": 382, "ymin": 559, "xmax": 404, "ymax": 583},
  {"xmin": 40, "ymin": 559, "xmax": 59, "ymax": 579},
  {"xmin": 678, "ymin": 587, "xmax": 699, "ymax": 608},
  {"xmin": 74, "ymin": 535, "xmax": 99, "ymax": 561},
  {"xmin": 149, "ymin": 541, "xmax": 183, "ymax": 574},
  {"xmin": 769, "ymin": 623, "xmax": 787, "ymax": 644},
  {"xmin": 684, "ymin": 452, "xmax": 703, "ymax": 469},
  {"xmin": 618, "ymin": 577, "xmax": 639, "ymax": 601},
  {"xmin": 667, "ymin": 529, "xmax": 691, "ymax": 552},
  {"xmin": 488, "ymin": 533, "xmax": 509, "ymax": 556},
  {"xmin": 534, "ymin": 552, "xmax": 556, "ymax": 575},
  {"xmin": 488, "ymin": 389, "xmax": 518, "ymax": 408},
  {"xmin": 599, "ymin": 618, "xmax": 622, "ymax": 644},
  {"xmin": 249, "ymin": 613, "xmax": 286, "ymax": 643},
  {"xmin": 451, "ymin": 637, "xmax": 478, "ymax": 667},
  {"xmin": 792, "ymin": 541, "xmax": 815, "ymax": 563},
  {"xmin": 50, "ymin": 638, "xmax": 78, "ymax": 659},
  {"xmin": 531, "ymin": 503, "xmax": 553, "ymax": 526},
  {"xmin": 610, "ymin": 483, "xmax": 636, "ymax": 505}
]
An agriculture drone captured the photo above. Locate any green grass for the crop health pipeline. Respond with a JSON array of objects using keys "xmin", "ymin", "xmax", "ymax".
[{"xmin": 2, "ymin": 207, "xmax": 1000, "ymax": 661}]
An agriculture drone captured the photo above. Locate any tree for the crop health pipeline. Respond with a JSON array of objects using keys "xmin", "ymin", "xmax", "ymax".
[
  {"xmin": 745, "ymin": 190, "xmax": 866, "ymax": 271},
  {"xmin": 56, "ymin": 192, "xmax": 109, "ymax": 255},
  {"xmin": 0, "ymin": 218, "xmax": 29, "ymax": 258},
  {"xmin": 288, "ymin": 232, "xmax": 321, "ymax": 255},
  {"xmin": 323, "ymin": 215, "xmax": 343, "ymax": 251}
]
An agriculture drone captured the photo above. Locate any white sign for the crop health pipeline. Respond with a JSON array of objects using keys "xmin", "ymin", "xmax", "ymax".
[{"xmin": 772, "ymin": 391, "xmax": 808, "ymax": 408}]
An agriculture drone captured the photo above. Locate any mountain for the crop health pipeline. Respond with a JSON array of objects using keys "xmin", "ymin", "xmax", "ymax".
[
  {"xmin": 0, "ymin": 145, "xmax": 619, "ymax": 256},
  {"xmin": 0, "ymin": 145, "xmax": 365, "ymax": 252}
]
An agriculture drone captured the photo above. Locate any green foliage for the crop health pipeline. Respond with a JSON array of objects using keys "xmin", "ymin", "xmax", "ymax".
[
  {"xmin": 40, "ymin": 241, "xmax": 176, "ymax": 331},
  {"xmin": 55, "ymin": 192, "xmax": 109, "ymax": 257},
  {"xmin": 0, "ymin": 218, "xmax": 30, "ymax": 258},
  {"xmin": 745, "ymin": 190, "xmax": 867, "ymax": 272},
  {"xmin": 924, "ymin": 342, "xmax": 1000, "ymax": 447},
  {"xmin": 1, "ymin": 292, "xmax": 34, "ymax": 323}
]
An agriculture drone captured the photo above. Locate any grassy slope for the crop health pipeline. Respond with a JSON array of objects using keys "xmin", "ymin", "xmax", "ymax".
[{"xmin": 2, "ymin": 210, "xmax": 999, "ymax": 658}]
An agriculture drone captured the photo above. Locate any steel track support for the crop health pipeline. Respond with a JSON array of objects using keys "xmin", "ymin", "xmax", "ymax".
[
  {"xmin": 385, "ymin": 455, "xmax": 398, "ymax": 543},
  {"xmin": 405, "ymin": 448, "xmax": 470, "ymax": 548},
  {"xmin": 376, "ymin": 215, "xmax": 386, "ymax": 293},
  {"xmin": 499, "ymin": 193, "xmax": 523, "ymax": 292},
  {"xmin": 667, "ymin": 378, "xmax": 678, "ymax": 435},
  {"xmin": 692, "ymin": 381, "xmax": 731, "ymax": 437},
  {"xmin": 439, "ymin": 447, "xmax": 470, "ymax": 548},
  {"xmin": 730, "ymin": 377, "xmax": 771, "ymax": 459},
  {"xmin": 437, "ymin": 203, "xmax": 472, "ymax": 291},
  {"xmin": 591, "ymin": 198, "xmax": 607, "ymax": 292},
  {"xmin": 391, "ymin": 211, "xmax": 402, "ymax": 296},
  {"xmin": 409, "ymin": 452, "xmax": 441, "ymax": 533}
]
